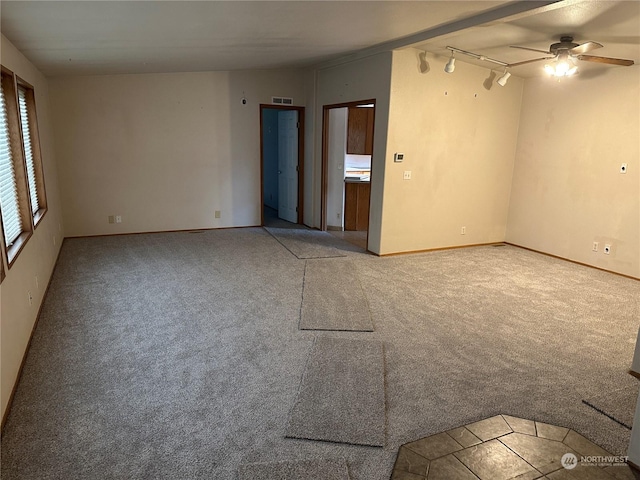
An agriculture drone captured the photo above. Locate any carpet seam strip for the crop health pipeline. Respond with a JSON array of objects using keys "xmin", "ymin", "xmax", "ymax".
[
  {"xmin": 263, "ymin": 226, "xmax": 302, "ymax": 259},
  {"xmin": 298, "ymin": 260, "xmax": 309, "ymax": 331},
  {"xmin": 298, "ymin": 259, "xmax": 374, "ymax": 332},
  {"xmin": 285, "ymin": 337, "xmax": 386, "ymax": 447},
  {"xmin": 288, "ymin": 335, "xmax": 318, "ymax": 413},
  {"xmin": 263, "ymin": 227, "xmax": 348, "ymax": 259},
  {"xmin": 582, "ymin": 400, "xmax": 632, "ymax": 430}
]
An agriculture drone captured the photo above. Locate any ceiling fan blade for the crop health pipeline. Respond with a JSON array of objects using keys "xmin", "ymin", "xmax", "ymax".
[
  {"xmin": 577, "ymin": 54, "xmax": 634, "ymax": 66},
  {"xmin": 569, "ymin": 41, "xmax": 603, "ymax": 55},
  {"xmin": 510, "ymin": 45, "xmax": 551, "ymax": 54},
  {"xmin": 507, "ymin": 57, "xmax": 555, "ymax": 68}
]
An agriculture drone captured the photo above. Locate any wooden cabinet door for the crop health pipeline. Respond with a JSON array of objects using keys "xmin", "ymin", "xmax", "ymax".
[
  {"xmin": 344, "ymin": 182, "xmax": 358, "ymax": 231},
  {"xmin": 344, "ymin": 182, "xmax": 370, "ymax": 231},
  {"xmin": 363, "ymin": 109, "xmax": 374, "ymax": 155},
  {"xmin": 347, "ymin": 107, "xmax": 373, "ymax": 155},
  {"xmin": 356, "ymin": 182, "xmax": 371, "ymax": 231}
]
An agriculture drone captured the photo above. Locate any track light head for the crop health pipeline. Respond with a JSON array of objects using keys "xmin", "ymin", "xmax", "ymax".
[
  {"xmin": 444, "ymin": 53, "xmax": 456, "ymax": 73},
  {"xmin": 497, "ymin": 71, "xmax": 511, "ymax": 87}
]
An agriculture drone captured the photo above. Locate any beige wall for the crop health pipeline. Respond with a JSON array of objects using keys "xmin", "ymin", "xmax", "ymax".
[
  {"xmin": 0, "ymin": 35, "xmax": 64, "ymax": 420},
  {"xmin": 327, "ymin": 108, "xmax": 347, "ymax": 229},
  {"xmin": 49, "ymin": 70, "xmax": 305, "ymax": 237},
  {"xmin": 314, "ymin": 52, "xmax": 393, "ymax": 253},
  {"xmin": 506, "ymin": 68, "xmax": 640, "ymax": 279},
  {"xmin": 302, "ymin": 69, "xmax": 317, "ymax": 227},
  {"xmin": 380, "ymin": 49, "xmax": 523, "ymax": 254}
]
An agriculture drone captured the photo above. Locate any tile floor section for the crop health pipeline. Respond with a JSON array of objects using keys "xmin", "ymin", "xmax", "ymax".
[
  {"xmin": 391, "ymin": 415, "xmax": 638, "ymax": 480},
  {"xmin": 328, "ymin": 230, "xmax": 368, "ymax": 250}
]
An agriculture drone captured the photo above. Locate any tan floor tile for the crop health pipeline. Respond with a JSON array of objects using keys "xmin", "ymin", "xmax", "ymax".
[
  {"xmin": 454, "ymin": 439, "xmax": 540, "ymax": 480},
  {"xmin": 466, "ymin": 415, "xmax": 513, "ymax": 442},
  {"xmin": 500, "ymin": 432, "xmax": 578, "ymax": 475},
  {"xmin": 513, "ymin": 471, "xmax": 545, "ymax": 480},
  {"xmin": 546, "ymin": 463, "xmax": 616, "ymax": 479},
  {"xmin": 536, "ymin": 422, "xmax": 569, "ymax": 442},
  {"xmin": 503, "ymin": 415, "xmax": 537, "ymax": 436},
  {"xmin": 562, "ymin": 430, "xmax": 611, "ymax": 457},
  {"xmin": 392, "ymin": 469, "xmax": 427, "ymax": 480},
  {"xmin": 392, "ymin": 416, "xmax": 619, "ymax": 480},
  {"xmin": 394, "ymin": 446, "xmax": 430, "ymax": 476},
  {"xmin": 448, "ymin": 427, "xmax": 482, "ymax": 448},
  {"xmin": 427, "ymin": 454, "xmax": 478, "ymax": 480},
  {"xmin": 405, "ymin": 432, "xmax": 463, "ymax": 460},
  {"xmin": 604, "ymin": 465, "xmax": 640, "ymax": 480},
  {"xmin": 543, "ymin": 469, "xmax": 579, "ymax": 479}
]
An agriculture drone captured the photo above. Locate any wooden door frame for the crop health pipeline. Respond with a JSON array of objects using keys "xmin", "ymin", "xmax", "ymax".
[
  {"xmin": 259, "ymin": 104, "xmax": 305, "ymax": 226},
  {"xmin": 321, "ymin": 99, "xmax": 376, "ymax": 233}
]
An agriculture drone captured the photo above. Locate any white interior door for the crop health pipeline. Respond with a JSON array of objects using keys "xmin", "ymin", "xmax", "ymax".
[{"xmin": 278, "ymin": 110, "xmax": 298, "ymax": 223}]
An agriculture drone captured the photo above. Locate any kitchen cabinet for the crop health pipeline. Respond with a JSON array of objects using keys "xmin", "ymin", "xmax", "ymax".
[
  {"xmin": 344, "ymin": 181, "xmax": 370, "ymax": 231},
  {"xmin": 346, "ymin": 107, "xmax": 374, "ymax": 155}
]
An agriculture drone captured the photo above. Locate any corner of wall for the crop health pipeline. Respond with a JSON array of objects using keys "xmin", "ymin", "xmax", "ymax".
[
  {"xmin": 1, "ymin": 35, "xmax": 65, "ymax": 423},
  {"xmin": 505, "ymin": 70, "xmax": 640, "ymax": 278}
]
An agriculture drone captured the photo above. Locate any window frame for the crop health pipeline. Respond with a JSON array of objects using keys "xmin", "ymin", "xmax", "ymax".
[
  {"xmin": 0, "ymin": 221, "xmax": 5, "ymax": 283},
  {"xmin": 16, "ymin": 76, "xmax": 47, "ymax": 227},
  {"xmin": 0, "ymin": 66, "xmax": 34, "ymax": 268},
  {"xmin": 0, "ymin": 223, "xmax": 4, "ymax": 283}
]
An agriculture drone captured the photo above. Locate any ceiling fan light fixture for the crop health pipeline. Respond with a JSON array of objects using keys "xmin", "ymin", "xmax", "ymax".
[
  {"xmin": 445, "ymin": 53, "xmax": 456, "ymax": 73},
  {"xmin": 497, "ymin": 70, "xmax": 511, "ymax": 87},
  {"xmin": 544, "ymin": 54, "xmax": 578, "ymax": 77}
]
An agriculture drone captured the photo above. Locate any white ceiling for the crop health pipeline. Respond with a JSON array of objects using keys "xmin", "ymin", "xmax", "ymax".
[
  {"xmin": 411, "ymin": 0, "xmax": 640, "ymax": 78},
  {"xmin": 0, "ymin": 0, "xmax": 506, "ymax": 76},
  {"xmin": 1, "ymin": 1, "xmax": 638, "ymax": 78}
]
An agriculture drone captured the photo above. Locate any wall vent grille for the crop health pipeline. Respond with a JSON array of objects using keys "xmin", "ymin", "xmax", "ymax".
[{"xmin": 272, "ymin": 97, "xmax": 293, "ymax": 105}]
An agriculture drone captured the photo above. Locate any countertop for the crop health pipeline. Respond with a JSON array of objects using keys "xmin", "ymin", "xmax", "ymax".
[{"xmin": 345, "ymin": 177, "xmax": 370, "ymax": 184}]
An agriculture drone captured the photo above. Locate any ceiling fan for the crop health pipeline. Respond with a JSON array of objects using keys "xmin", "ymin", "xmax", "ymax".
[{"xmin": 508, "ymin": 36, "xmax": 635, "ymax": 76}]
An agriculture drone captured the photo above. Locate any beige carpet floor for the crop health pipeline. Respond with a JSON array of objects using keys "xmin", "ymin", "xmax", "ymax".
[{"xmin": 1, "ymin": 228, "xmax": 639, "ymax": 480}]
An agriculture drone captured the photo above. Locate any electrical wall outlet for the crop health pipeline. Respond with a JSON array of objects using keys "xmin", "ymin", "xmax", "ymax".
[
  {"xmin": 215, "ymin": 210, "xmax": 221, "ymax": 219},
  {"xmin": 461, "ymin": 226, "xmax": 466, "ymax": 235},
  {"xmin": 115, "ymin": 215, "xmax": 122, "ymax": 224},
  {"xmin": 592, "ymin": 241, "xmax": 598, "ymax": 252},
  {"xmin": 604, "ymin": 244, "xmax": 611, "ymax": 255},
  {"xmin": 403, "ymin": 171, "xmax": 411, "ymax": 180},
  {"xmin": 28, "ymin": 291, "xmax": 33, "ymax": 306}
]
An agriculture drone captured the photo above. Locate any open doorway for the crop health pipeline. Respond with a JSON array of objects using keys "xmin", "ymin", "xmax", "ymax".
[
  {"xmin": 321, "ymin": 100, "xmax": 375, "ymax": 250},
  {"xmin": 260, "ymin": 105, "xmax": 304, "ymax": 227}
]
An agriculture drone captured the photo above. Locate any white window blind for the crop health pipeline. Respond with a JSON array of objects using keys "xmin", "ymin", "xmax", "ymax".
[
  {"xmin": 18, "ymin": 86, "xmax": 38, "ymax": 215},
  {"xmin": 0, "ymin": 85, "xmax": 23, "ymax": 246}
]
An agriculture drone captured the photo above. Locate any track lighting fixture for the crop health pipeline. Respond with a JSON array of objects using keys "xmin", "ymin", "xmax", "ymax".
[
  {"xmin": 444, "ymin": 47, "xmax": 508, "ymax": 74},
  {"xmin": 444, "ymin": 52, "xmax": 456, "ymax": 73},
  {"xmin": 497, "ymin": 70, "xmax": 511, "ymax": 87}
]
